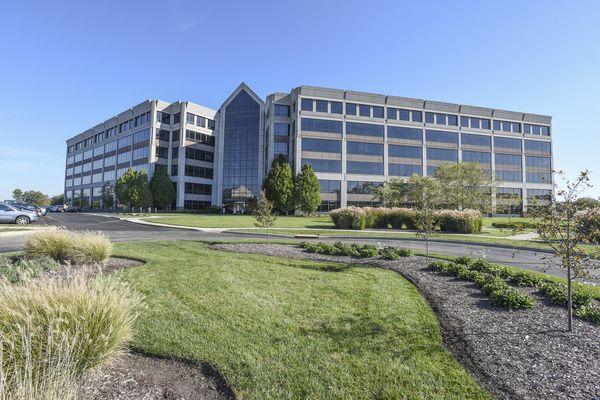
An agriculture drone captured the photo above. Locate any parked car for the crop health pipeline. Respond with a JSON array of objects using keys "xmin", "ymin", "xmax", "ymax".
[
  {"xmin": 10, "ymin": 202, "xmax": 46, "ymax": 217},
  {"xmin": 49, "ymin": 205, "xmax": 65, "ymax": 212},
  {"xmin": 0, "ymin": 203, "xmax": 39, "ymax": 224},
  {"xmin": 65, "ymin": 207, "xmax": 81, "ymax": 213}
]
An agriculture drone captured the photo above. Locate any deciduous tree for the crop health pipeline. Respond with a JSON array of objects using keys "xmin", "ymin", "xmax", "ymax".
[
  {"xmin": 150, "ymin": 165, "xmax": 176, "ymax": 210},
  {"xmin": 116, "ymin": 168, "xmax": 153, "ymax": 210},
  {"xmin": 433, "ymin": 162, "xmax": 493, "ymax": 212},
  {"xmin": 408, "ymin": 175, "xmax": 442, "ymax": 260},
  {"xmin": 254, "ymin": 190, "xmax": 277, "ymax": 242}
]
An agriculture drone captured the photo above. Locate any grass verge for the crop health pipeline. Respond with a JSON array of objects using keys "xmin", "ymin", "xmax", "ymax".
[{"xmin": 112, "ymin": 241, "xmax": 491, "ymax": 399}]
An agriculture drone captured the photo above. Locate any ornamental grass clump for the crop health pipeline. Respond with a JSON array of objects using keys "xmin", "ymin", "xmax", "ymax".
[
  {"xmin": 437, "ymin": 209, "xmax": 483, "ymax": 233},
  {"xmin": 0, "ymin": 255, "xmax": 60, "ymax": 284},
  {"xmin": 329, "ymin": 207, "xmax": 366, "ymax": 229},
  {"xmin": 24, "ymin": 229, "xmax": 112, "ymax": 265},
  {"xmin": 0, "ymin": 273, "xmax": 142, "ymax": 398}
]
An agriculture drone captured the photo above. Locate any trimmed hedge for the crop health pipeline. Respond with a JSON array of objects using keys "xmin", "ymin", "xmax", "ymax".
[
  {"xmin": 329, "ymin": 207, "xmax": 482, "ymax": 233},
  {"xmin": 429, "ymin": 261, "xmax": 535, "ymax": 309},
  {"xmin": 491, "ymin": 221, "xmax": 538, "ymax": 230},
  {"xmin": 299, "ymin": 242, "xmax": 413, "ymax": 259}
]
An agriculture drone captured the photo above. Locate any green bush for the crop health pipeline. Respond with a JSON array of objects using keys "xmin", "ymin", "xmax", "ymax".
[
  {"xmin": 329, "ymin": 207, "xmax": 366, "ymax": 230},
  {"xmin": 379, "ymin": 246, "xmax": 413, "ymax": 259},
  {"xmin": 470, "ymin": 259, "xmax": 512, "ymax": 278},
  {"xmin": 577, "ymin": 209, "xmax": 600, "ymax": 244},
  {"xmin": 24, "ymin": 230, "xmax": 112, "ymax": 264},
  {"xmin": 539, "ymin": 281, "xmax": 593, "ymax": 309},
  {"xmin": 454, "ymin": 256, "xmax": 474, "ymax": 266},
  {"xmin": 437, "ymin": 209, "xmax": 483, "ymax": 233},
  {"xmin": 491, "ymin": 221, "xmax": 538, "ymax": 230},
  {"xmin": 507, "ymin": 271, "xmax": 544, "ymax": 287},
  {"xmin": 574, "ymin": 305, "xmax": 600, "ymax": 325},
  {"xmin": 353, "ymin": 243, "xmax": 378, "ymax": 258},
  {"xmin": 0, "ymin": 255, "xmax": 60, "ymax": 284},
  {"xmin": 0, "ymin": 274, "xmax": 142, "ymax": 393}
]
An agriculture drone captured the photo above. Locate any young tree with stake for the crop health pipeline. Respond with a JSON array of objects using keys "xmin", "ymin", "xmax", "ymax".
[
  {"xmin": 407, "ymin": 175, "xmax": 442, "ymax": 260},
  {"xmin": 254, "ymin": 190, "xmax": 277, "ymax": 243}
]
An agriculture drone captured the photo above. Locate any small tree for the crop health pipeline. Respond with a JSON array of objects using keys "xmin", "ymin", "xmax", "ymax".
[
  {"xmin": 372, "ymin": 178, "xmax": 410, "ymax": 207},
  {"xmin": 408, "ymin": 175, "xmax": 442, "ymax": 260},
  {"xmin": 50, "ymin": 194, "xmax": 64, "ymax": 206},
  {"xmin": 434, "ymin": 162, "xmax": 493, "ymax": 212},
  {"xmin": 530, "ymin": 170, "xmax": 600, "ymax": 332},
  {"xmin": 263, "ymin": 155, "xmax": 295, "ymax": 213},
  {"xmin": 116, "ymin": 168, "xmax": 153, "ymax": 211},
  {"xmin": 102, "ymin": 185, "xmax": 115, "ymax": 209},
  {"xmin": 294, "ymin": 163, "xmax": 321, "ymax": 215},
  {"xmin": 254, "ymin": 190, "xmax": 277, "ymax": 243},
  {"xmin": 150, "ymin": 165, "xmax": 176, "ymax": 210},
  {"xmin": 12, "ymin": 189, "xmax": 23, "ymax": 202}
]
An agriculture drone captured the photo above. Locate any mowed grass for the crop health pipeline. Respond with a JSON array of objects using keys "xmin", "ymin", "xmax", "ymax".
[
  {"xmin": 140, "ymin": 213, "xmax": 334, "ymax": 229},
  {"xmin": 112, "ymin": 241, "xmax": 491, "ymax": 399}
]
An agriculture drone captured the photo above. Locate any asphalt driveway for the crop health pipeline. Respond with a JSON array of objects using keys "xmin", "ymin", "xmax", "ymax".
[{"xmin": 1, "ymin": 213, "xmax": 597, "ymax": 283}]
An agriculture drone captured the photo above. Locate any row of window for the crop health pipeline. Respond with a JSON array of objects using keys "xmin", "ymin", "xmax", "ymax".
[
  {"xmin": 186, "ymin": 113, "xmax": 215, "ymax": 130},
  {"xmin": 186, "ymin": 147, "xmax": 214, "ymax": 162},
  {"xmin": 184, "ymin": 182, "xmax": 212, "ymax": 195},
  {"xmin": 67, "ymin": 112, "xmax": 152, "ymax": 153},
  {"xmin": 185, "ymin": 130, "xmax": 216, "ymax": 146}
]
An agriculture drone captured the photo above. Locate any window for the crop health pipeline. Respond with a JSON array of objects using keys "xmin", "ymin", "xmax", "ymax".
[
  {"xmin": 427, "ymin": 148, "xmax": 458, "ymax": 161},
  {"xmin": 426, "ymin": 130, "xmax": 458, "ymax": 144},
  {"xmin": 207, "ymin": 119, "xmax": 215, "ymax": 130},
  {"xmin": 372, "ymin": 106, "xmax": 384, "ymax": 118},
  {"xmin": 388, "ymin": 145, "xmax": 422, "ymax": 158},
  {"xmin": 92, "ymin": 159, "xmax": 103, "ymax": 170},
  {"xmin": 301, "ymin": 98, "xmax": 313, "ymax": 111},
  {"xmin": 185, "ymin": 147, "xmax": 214, "ymax": 162},
  {"xmin": 462, "ymin": 150, "xmax": 491, "ymax": 165},
  {"xmin": 172, "ymin": 130, "xmax": 180, "ymax": 142},
  {"xmin": 526, "ymin": 172, "xmax": 552, "ymax": 183},
  {"xmin": 399, "ymin": 109, "xmax": 410, "ymax": 121},
  {"xmin": 387, "ymin": 108, "xmax": 398, "ymax": 120},
  {"xmin": 274, "ymin": 104, "xmax": 290, "ymax": 117},
  {"xmin": 117, "ymin": 135, "xmax": 132, "ymax": 148},
  {"xmin": 346, "ymin": 122, "xmax": 384, "ymax": 138},
  {"xmin": 301, "ymin": 118, "xmax": 343, "ymax": 134},
  {"xmin": 274, "ymin": 142, "xmax": 288, "ymax": 156},
  {"xmin": 495, "ymin": 153, "xmax": 522, "ymax": 167},
  {"xmin": 155, "ymin": 146, "xmax": 168, "ymax": 159},
  {"xmin": 133, "ymin": 129, "xmax": 150, "ymax": 144},
  {"xmin": 524, "ymin": 140, "xmax": 551, "ymax": 154},
  {"xmin": 274, "ymin": 123, "xmax": 289, "ymax": 137},
  {"xmin": 330, "ymin": 101, "xmax": 342, "ymax": 114},
  {"xmin": 174, "ymin": 113, "xmax": 181, "ymax": 124},
  {"xmin": 104, "ymin": 141, "xmax": 117, "ymax": 152},
  {"xmin": 93, "ymin": 146, "xmax": 103, "ymax": 157},
  {"xmin": 84, "ymin": 150, "xmax": 93, "ymax": 160},
  {"xmin": 494, "ymin": 136, "xmax": 522, "ymax": 150},
  {"xmin": 447, "ymin": 115, "xmax": 458, "ymax": 126},
  {"xmin": 461, "ymin": 116, "xmax": 491, "ymax": 130},
  {"xmin": 426, "ymin": 112, "xmax": 458, "ymax": 126},
  {"xmin": 347, "ymin": 181, "xmax": 382, "ymax": 194},
  {"xmin": 184, "ymin": 165, "xmax": 213, "ymax": 179},
  {"xmin": 301, "ymin": 138, "xmax": 342, "ymax": 153},
  {"xmin": 316, "ymin": 100, "xmax": 328, "ymax": 112},
  {"xmin": 495, "ymin": 170, "xmax": 522, "ymax": 182},
  {"xmin": 160, "ymin": 112, "xmax": 171, "ymax": 124},
  {"xmin": 92, "ymin": 173, "xmax": 102, "ymax": 183},
  {"xmin": 171, "ymin": 164, "xmax": 178, "ymax": 176},
  {"xmin": 82, "ymin": 162, "xmax": 92, "ymax": 172},
  {"xmin": 494, "ymin": 120, "xmax": 521, "ymax": 133},
  {"xmin": 194, "ymin": 115, "xmax": 205, "ymax": 128},
  {"xmin": 156, "ymin": 129, "xmax": 170, "ymax": 141},
  {"xmin": 186, "ymin": 113, "xmax": 195, "ymax": 124},
  {"xmin": 526, "ymin": 156, "xmax": 552, "ymax": 169},
  {"xmin": 117, "ymin": 152, "xmax": 131, "ymax": 164},
  {"xmin": 184, "ymin": 200, "xmax": 212, "ymax": 210},
  {"xmin": 387, "ymin": 126, "xmax": 422, "ymax": 141},
  {"xmin": 425, "ymin": 112, "xmax": 435, "ymax": 123},
  {"xmin": 389, "ymin": 164, "xmax": 423, "ymax": 176},
  {"xmin": 359, "ymin": 104, "xmax": 370, "ymax": 117},
  {"xmin": 319, "ymin": 180, "xmax": 340, "ymax": 194},
  {"xmin": 411, "ymin": 110, "xmax": 422, "ymax": 122},
  {"xmin": 347, "ymin": 161, "xmax": 384, "ymax": 175},
  {"xmin": 461, "ymin": 133, "xmax": 491, "ymax": 148},
  {"xmin": 301, "ymin": 158, "xmax": 342, "ymax": 173},
  {"xmin": 171, "ymin": 147, "xmax": 179, "ymax": 159},
  {"xmin": 103, "ymin": 170, "xmax": 116, "ymax": 181},
  {"xmin": 185, "ymin": 182, "xmax": 212, "ymax": 195},
  {"xmin": 74, "ymin": 153, "xmax": 83, "ymax": 162},
  {"xmin": 346, "ymin": 103, "xmax": 357, "ymax": 115},
  {"xmin": 104, "ymin": 155, "xmax": 116, "ymax": 167},
  {"xmin": 497, "ymin": 188, "xmax": 522, "ymax": 199},
  {"xmin": 346, "ymin": 141, "xmax": 384, "ymax": 155},
  {"xmin": 524, "ymin": 123, "xmax": 550, "ymax": 136},
  {"xmin": 527, "ymin": 189, "xmax": 552, "ymax": 200},
  {"xmin": 186, "ymin": 130, "xmax": 215, "ymax": 146}
]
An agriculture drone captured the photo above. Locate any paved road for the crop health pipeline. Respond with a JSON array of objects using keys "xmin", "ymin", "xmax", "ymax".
[{"xmin": 1, "ymin": 213, "xmax": 597, "ymax": 283}]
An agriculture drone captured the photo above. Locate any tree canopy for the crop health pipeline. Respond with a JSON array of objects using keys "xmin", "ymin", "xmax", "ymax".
[
  {"xmin": 115, "ymin": 168, "xmax": 153, "ymax": 209},
  {"xmin": 432, "ymin": 162, "xmax": 494, "ymax": 212},
  {"xmin": 150, "ymin": 165, "xmax": 176, "ymax": 209},
  {"xmin": 12, "ymin": 188, "xmax": 50, "ymax": 206},
  {"xmin": 263, "ymin": 155, "xmax": 295, "ymax": 213},
  {"xmin": 294, "ymin": 163, "xmax": 321, "ymax": 215}
]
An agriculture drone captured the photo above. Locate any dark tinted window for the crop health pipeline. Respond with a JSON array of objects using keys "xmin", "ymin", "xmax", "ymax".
[
  {"xmin": 316, "ymin": 100, "xmax": 328, "ymax": 112},
  {"xmin": 302, "ymin": 138, "xmax": 342, "ymax": 153},
  {"xmin": 301, "ymin": 98, "xmax": 313, "ymax": 111},
  {"xmin": 346, "ymin": 122, "xmax": 384, "ymax": 137},
  {"xmin": 388, "ymin": 145, "xmax": 422, "ymax": 158},
  {"xmin": 301, "ymin": 118, "xmax": 343, "ymax": 134},
  {"xmin": 330, "ymin": 101, "xmax": 343, "ymax": 114},
  {"xmin": 346, "ymin": 141, "xmax": 384, "ymax": 155}
]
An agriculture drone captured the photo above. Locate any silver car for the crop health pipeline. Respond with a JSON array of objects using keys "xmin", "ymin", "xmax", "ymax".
[{"xmin": 0, "ymin": 203, "xmax": 39, "ymax": 224}]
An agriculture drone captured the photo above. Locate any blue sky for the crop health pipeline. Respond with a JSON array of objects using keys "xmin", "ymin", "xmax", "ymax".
[{"xmin": 1, "ymin": 0, "xmax": 599, "ymax": 200}]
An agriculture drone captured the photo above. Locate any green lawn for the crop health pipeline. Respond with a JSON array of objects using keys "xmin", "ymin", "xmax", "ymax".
[
  {"xmin": 0, "ymin": 227, "xmax": 31, "ymax": 233},
  {"xmin": 113, "ymin": 241, "xmax": 491, "ymax": 399},
  {"xmin": 139, "ymin": 214, "xmax": 334, "ymax": 229}
]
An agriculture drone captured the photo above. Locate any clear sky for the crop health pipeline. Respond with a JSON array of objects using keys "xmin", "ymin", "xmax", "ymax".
[{"xmin": 1, "ymin": 0, "xmax": 599, "ymax": 200}]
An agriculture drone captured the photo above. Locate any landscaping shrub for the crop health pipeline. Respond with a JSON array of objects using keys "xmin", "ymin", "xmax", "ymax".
[
  {"xmin": 329, "ymin": 207, "xmax": 366, "ymax": 230},
  {"xmin": 353, "ymin": 243, "xmax": 378, "ymax": 258},
  {"xmin": 0, "ymin": 255, "xmax": 59, "ymax": 284},
  {"xmin": 24, "ymin": 230, "xmax": 112, "ymax": 264},
  {"xmin": 491, "ymin": 221, "xmax": 538, "ymax": 230},
  {"xmin": 574, "ymin": 305, "xmax": 600, "ymax": 325},
  {"xmin": 24, "ymin": 229, "xmax": 72, "ymax": 261},
  {"xmin": 0, "ymin": 274, "xmax": 142, "ymax": 383},
  {"xmin": 437, "ymin": 209, "xmax": 483, "ymax": 233},
  {"xmin": 539, "ymin": 281, "xmax": 593, "ymax": 309},
  {"xmin": 507, "ymin": 270, "xmax": 544, "ymax": 287},
  {"xmin": 470, "ymin": 259, "xmax": 512, "ymax": 278},
  {"xmin": 454, "ymin": 256, "xmax": 474, "ymax": 266},
  {"xmin": 577, "ymin": 209, "xmax": 600, "ymax": 244},
  {"xmin": 379, "ymin": 246, "xmax": 413, "ymax": 259}
]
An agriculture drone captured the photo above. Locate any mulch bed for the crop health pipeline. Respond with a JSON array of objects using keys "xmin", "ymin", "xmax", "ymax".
[
  {"xmin": 77, "ymin": 352, "xmax": 233, "ymax": 400},
  {"xmin": 211, "ymin": 243, "xmax": 600, "ymax": 400}
]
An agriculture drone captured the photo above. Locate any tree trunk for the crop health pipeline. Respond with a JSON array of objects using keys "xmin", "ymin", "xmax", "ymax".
[
  {"xmin": 426, "ymin": 237, "xmax": 430, "ymax": 261},
  {"xmin": 567, "ymin": 260, "xmax": 573, "ymax": 332}
]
